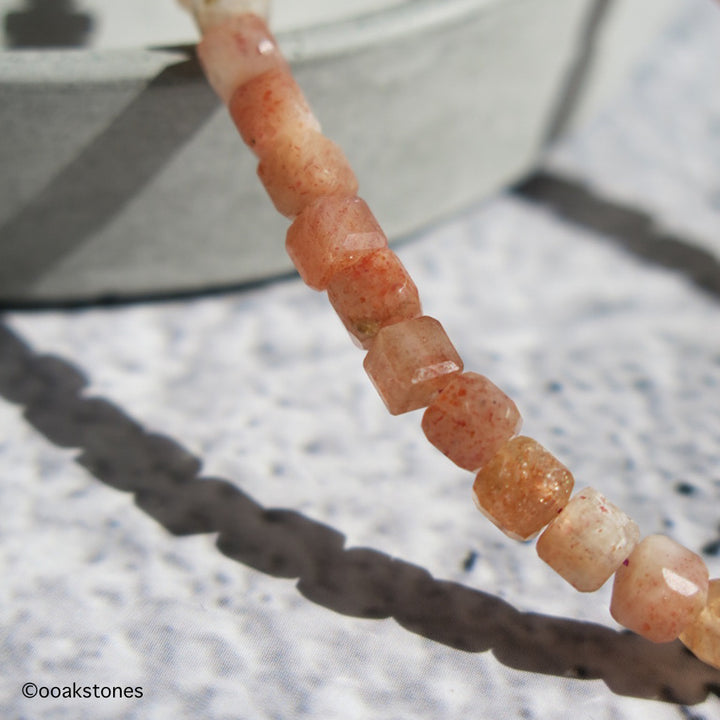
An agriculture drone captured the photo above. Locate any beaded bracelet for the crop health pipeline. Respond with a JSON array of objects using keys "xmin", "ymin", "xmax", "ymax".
[{"xmin": 178, "ymin": 0, "xmax": 720, "ymax": 669}]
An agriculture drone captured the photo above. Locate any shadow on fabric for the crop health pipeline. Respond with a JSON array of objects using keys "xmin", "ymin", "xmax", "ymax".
[
  {"xmin": 516, "ymin": 171, "xmax": 720, "ymax": 301},
  {"xmin": 0, "ymin": 319, "xmax": 718, "ymax": 705}
]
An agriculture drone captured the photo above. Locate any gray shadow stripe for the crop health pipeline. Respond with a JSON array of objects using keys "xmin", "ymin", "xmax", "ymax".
[
  {"xmin": 542, "ymin": 0, "xmax": 614, "ymax": 145},
  {"xmin": 516, "ymin": 170, "xmax": 720, "ymax": 301},
  {"xmin": 0, "ymin": 52, "xmax": 218, "ymax": 294}
]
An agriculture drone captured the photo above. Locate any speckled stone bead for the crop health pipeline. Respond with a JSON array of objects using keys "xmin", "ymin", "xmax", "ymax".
[
  {"xmin": 536, "ymin": 487, "xmax": 640, "ymax": 592},
  {"xmin": 472, "ymin": 436, "xmax": 574, "ymax": 541},
  {"xmin": 286, "ymin": 196, "xmax": 387, "ymax": 290},
  {"xmin": 197, "ymin": 13, "xmax": 284, "ymax": 103},
  {"xmin": 229, "ymin": 68, "xmax": 321, "ymax": 157},
  {"xmin": 610, "ymin": 534, "xmax": 709, "ymax": 643},
  {"xmin": 421, "ymin": 372, "xmax": 522, "ymax": 472},
  {"xmin": 680, "ymin": 579, "xmax": 720, "ymax": 669},
  {"xmin": 327, "ymin": 248, "xmax": 421, "ymax": 348},
  {"xmin": 258, "ymin": 132, "xmax": 358, "ymax": 218},
  {"xmin": 363, "ymin": 316, "xmax": 463, "ymax": 415}
]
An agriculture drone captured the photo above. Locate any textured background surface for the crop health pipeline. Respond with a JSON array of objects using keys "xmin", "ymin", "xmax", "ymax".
[{"xmin": 1, "ymin": 0, "xmax": 720, "ymax": 718}]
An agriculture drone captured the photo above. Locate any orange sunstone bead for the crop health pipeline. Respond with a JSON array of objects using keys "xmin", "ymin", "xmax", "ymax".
[
  {"xmin": 257, "ymin": 131, "xmax": 358, "ymax": 218},
  {"xmin": 610, "ymin": 534, "xmax": 709, "ymax": 643},
  {"xmin": 327, "ymin": 248, "xmax": 422, "ymax": 348},
  {"xmin": 421, "ymin": 372, "xmax": 522, "ymax": 472},
  {"xmin": 286, "ymin": 196, "xmax": 387, "ymax": 290},
  {"xmin": 197, "ymin": 14, "xmax": 286, "ymax": 103},
  {"xmin": 536, "ymin": 487, "xmax": 640, "ymax": 592},
  {"xmin": 472, "ymin": 436, "xmax": 574, "ymax": 541},
  {"xmin": 363, "ymin": 316, "xmax": 463, "ymax": 415},
  {"xmin": 229, "ymin": 68, "xmax": 321, "ymax": 157},
  {"xmin": 680, "ymin": 578, "xmax": 720, "ymax": 669}
]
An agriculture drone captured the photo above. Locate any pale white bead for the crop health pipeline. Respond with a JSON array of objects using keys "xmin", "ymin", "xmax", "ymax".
[
  {"xmin": 536, "ymin": 487, "xmax": 639, "ymax": 592},
  {"xmin": 196, "ymin": 13, "xmax": 285, "ymax": 103},
  {"xmin": 184, "ymin": 0, "xmax": 271, "ymax": 32},
  {"xmin": 610, "ymin": 534, "xmax": 709, "ymax": 643}
]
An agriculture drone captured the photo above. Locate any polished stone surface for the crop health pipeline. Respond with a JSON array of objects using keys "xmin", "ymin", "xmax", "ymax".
[
  {"xmin": 472, "ymin": 436, "xmax": 574, "ymax": 541},
  {"xmin": 327, "ymin": 248, "xmax": 421, "ymax": 349},
  {"xmin": 229, "ymin": 67, "xmax": 320, "ymax": 155},
  {"xmin": 258, "ymin": 131, "xmax": 358, "ymax": 217},
  {"xmin": 610, "ymin": 535, "xmax": 708, "ymax": 643},
  {"xmin": 286, "ymin": 196, "xmax": 385, "ymax": 289},
  {"xmin": 536, "ymin": 487, "xmax": 639, "ymax": 592},
  {"xmin": 363, "ymin": 316, "xmax": 463, "ymax": 415},
  {"xmin": 422, "ymin": 372, "xmax": 522, "ymax": 472}
]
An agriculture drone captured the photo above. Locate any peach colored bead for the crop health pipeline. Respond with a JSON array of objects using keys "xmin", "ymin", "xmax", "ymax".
[
  {"xmin": 421, "ymin": 372, "xmax": 522, "ymax": 472},
  {"xmin": 472, "ymin": 436, "xmax": 574, "ymax": 541},
  {"xmin": 327, "ymin": 248, "xmax": 421, "ymax": 348},
  {"xmin": 363, "ymin": 316, "xmax": 463, "ymax": 415},
  {"xmin": 610, "ymin": 534, "xmax": 709, "ymax": 643},
  {"xmin": 536, "ymin": 487, "xmax": 640, "ymax": 592},
  {"xmin": 257, "ymin": 131, "xmax": 358, "ymax": 218},
  {"xmin": 197, "ymin": 14, "xmax": 286, "ymax": 103},
  {"xmin": 680, "ymin": 579, "xmax": 720, "ymax": 669},
  {"xmin": 229, "ymin": 68, "xmax": 321, "ymax": 157},
  {"xmin": 285, "ymin": 196, "xmax": 386, "ymax": 290}
]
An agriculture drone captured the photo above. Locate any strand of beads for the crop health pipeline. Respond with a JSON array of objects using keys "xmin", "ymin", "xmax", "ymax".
[{"xmin": 180, "ymin": 1, "xmax": 720, "ymax": 669}]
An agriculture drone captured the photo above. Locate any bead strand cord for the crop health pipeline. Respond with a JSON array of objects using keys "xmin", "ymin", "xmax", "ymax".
[{"xmin": 179, "ymin": 0, "xmax": 720, "ymax": 670}]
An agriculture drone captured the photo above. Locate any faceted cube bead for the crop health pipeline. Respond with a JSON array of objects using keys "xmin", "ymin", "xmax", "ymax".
[
  {"xmin": 472, "ymin": 436, "xmax": 574, "ymax": 541},
  {"xmin": 421, "ymin": 372, "xmax": 522, "ymax": 472},
  {"xmin": 327, "ymin": 248, "xmax": 421, "ymax": 348},
  {"xmin": 229, "ymin": 68, "xmax": 321, "ymax": 158},
  {"xmin": 610, "ymin": 534, "xmax": 709, "ymax": 643},
  {"xmin": 197, "ymin": 13, "xmax": 285, "ymax": 103},
  {"xmin": 258, "ymin": 131, "xmax": 358, "ymax": 218},
  {"xmin": 286, "ymin": 196, "xmax": 387, "ymax": 290},
  {"xmin": 363, "ymin": 316, "xmax": 463, "ymax": 415},
  {"xmin": 536, "ymin": 487, "xmax": 640, "ymax": 592},
  {"xmin": 680, "ymin": 579, "xmax": 720, "ymax": 669}
]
